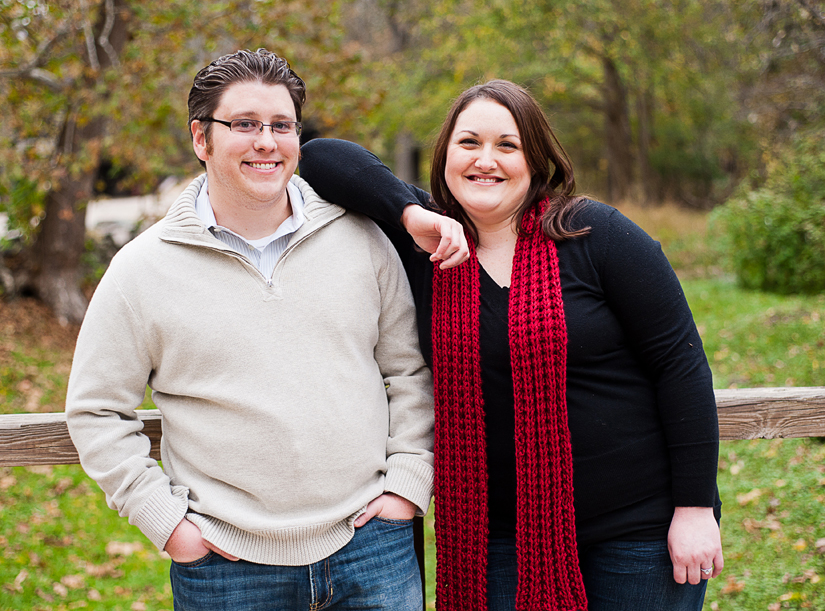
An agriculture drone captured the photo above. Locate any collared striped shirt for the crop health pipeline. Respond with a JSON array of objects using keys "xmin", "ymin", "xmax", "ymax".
[{"xmin": 194, "ymin": 177, "xmax": 305, "ymax": 281}]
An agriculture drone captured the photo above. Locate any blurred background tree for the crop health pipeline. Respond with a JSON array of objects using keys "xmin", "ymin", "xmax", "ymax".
[
  {"xmin": 1, "ymin": 0, "xmax": 823, "ymax": 322},
  {"xmin": 345, "ymin": 0, "xmax": 762, "ymax": 202},
  {"xmin": 0, "ymin": 0, "xmax": 366, "ymax": 323}
]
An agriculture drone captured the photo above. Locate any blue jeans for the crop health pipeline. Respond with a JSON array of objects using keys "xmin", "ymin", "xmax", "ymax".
[
  {"xmin": 487, "ymin": 537, "xmax": 518, "ymax": 611},
  {"xmin": 486, "ymin": 536, "xmax": 707, "ymax": 611},
  {"xmin": 170, "ymin": 517, "xmax": 422, "ymax": 611}
]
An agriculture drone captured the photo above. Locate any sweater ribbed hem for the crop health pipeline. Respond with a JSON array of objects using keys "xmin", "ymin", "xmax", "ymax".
[
  {"xmin": 130, "ymin": 484, "xmax": 190, "ymax": 551},
  {"xmin": 385, "ymin": 454, "xmax": 434, "ymax": 515},
  {"xmin": 187, "ymin": 512, "xmax": 359, "ymax": 566}
]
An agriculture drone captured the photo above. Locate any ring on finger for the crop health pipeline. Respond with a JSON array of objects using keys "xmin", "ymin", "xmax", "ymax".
[{"xmin": 700, "ymin": 567, "xmax": 713, "ymax": 575}]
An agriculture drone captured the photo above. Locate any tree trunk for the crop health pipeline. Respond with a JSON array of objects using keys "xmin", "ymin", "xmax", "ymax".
[
  {"xmin": 27, "ymin": 0, "xmax": 130, "ymax": 325},
  {"xmin": 30, "ymin": 172, "xmax": 92, "ymax": 326},
  {"xmin": 394, "ymin": 130, "xmax": 419, "ymax": 185},
  {"xmin": 602, "ymin": 55, "xmax": 634, "ymax": 203}
]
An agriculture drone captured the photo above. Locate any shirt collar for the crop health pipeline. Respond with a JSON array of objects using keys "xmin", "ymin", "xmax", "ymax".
[{"xmin": 195, "ymin": 176, "xmax": 305, "ymax": 250}]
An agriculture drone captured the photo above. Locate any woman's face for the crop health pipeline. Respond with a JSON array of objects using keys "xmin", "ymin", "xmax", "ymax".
[{"xmin": 444, "ymin": 99, "xmax": 533, "ymax": 230}]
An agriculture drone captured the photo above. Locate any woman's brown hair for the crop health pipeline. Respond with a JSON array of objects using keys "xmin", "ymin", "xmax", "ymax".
[{"xmin": 430, "ymin": 79, "xmax": 589, "ymax": 242}]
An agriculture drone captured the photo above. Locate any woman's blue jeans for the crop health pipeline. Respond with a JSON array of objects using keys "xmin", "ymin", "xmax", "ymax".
[
  {"xmin": 169, "ymin": 517, "xmax": 421, "ymax": 611},
  {"xmin": 487, "ymin": 536, "xmax": 708, "ymax": 611}
]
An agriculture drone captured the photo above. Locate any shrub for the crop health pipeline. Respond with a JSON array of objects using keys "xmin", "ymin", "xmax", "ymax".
[{"xmin": 711, "ymin": 133, "xmax": 825, "ymax": 294}]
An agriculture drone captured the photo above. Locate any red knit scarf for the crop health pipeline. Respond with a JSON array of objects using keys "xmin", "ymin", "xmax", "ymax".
[{"xmin": 431, "ymin": 200, "xmax": 587, "ymax": 611}]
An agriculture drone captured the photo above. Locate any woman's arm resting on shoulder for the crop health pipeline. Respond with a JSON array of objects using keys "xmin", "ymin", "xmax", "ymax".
[
  {"xmin": 668, "ymin": 506, "xmax": 723, "ymax": 585},
  {"xmin": 400, "ymin": 204, "xmax": 468, "ymax": 269},
  {"xmin": 300, "ymin": 138, "xmax": 467, "ymax": 268},
  {"xmin": 299, "ymin": 138, "xmax": 430, "ymax": 226}
]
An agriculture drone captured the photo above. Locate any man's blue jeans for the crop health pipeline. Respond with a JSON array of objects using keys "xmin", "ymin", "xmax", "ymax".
[
  {"xmin": 169, "ymin": 517, "xmax": 421, "ymax": 611},
  {"xmin": 487, "ymin": 536, "xmax": 707, "ymax": 611}
]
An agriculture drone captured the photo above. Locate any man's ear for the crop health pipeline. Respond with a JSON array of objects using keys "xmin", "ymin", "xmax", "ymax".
[{"xmin": 191, "ymin": 120, "xmax": 209, "ymax": 163}]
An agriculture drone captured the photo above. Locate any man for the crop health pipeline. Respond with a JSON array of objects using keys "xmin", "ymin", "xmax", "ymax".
[{"xmin": 66, "ymin": 48, "xmax": 434, "ymax": 610}]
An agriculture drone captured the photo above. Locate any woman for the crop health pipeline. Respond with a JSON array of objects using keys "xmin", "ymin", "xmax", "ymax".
[{"xmin": 299, "ymin": 80, "xmax": 723, "ymax": 611}]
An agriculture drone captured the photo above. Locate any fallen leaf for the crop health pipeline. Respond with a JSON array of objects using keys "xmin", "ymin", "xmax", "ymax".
[
  {"xmin": 106, "ymin": 541, "xmax": 144, "ymax": 556},
  {"xmin": 36, "ymin": 588, "xmax": 54, "ymax": 602},
  {"xmin": 720, "ymin": 574, "xmax": 746, "ymax": 595},
  {"xmin": 84, "ymin": 562, "xmax": 123, "ymax": 578},
  {"xmin": 61, "ymin": 574, "xmax": 85, "ymax": 589},
  {"xmin": 737, "ymin": 488, "xmax": 762, "ymax": 505},
  {"xmin": 26, "ymin": 465, "xmax": 52, "ymax": 475},
  {"xmin": 5, "ymin": 569, "xmax": 28, "ymax": 593},
  {"xmin": 53, "ymin": 582, "xmax": 69, "ymax": 597},
  {"xmin": 791, "ymin": 569, "xmax": 820, "ymax": 584},
  {"xmin": 742, "ymin": 517, "xmax": 780, "ymax": 533},
  {"xmin": 44, "ymin": 535, "xmax": 73, "ymax": 547},
  {"xmin": 24, "ymin": 387, "xmax": 44, "ymax": 411},
  {"xmin": 53, "ymin": 477, "xmax": 74, "ymax": 494},
  {"xmin": 44, "ymin": 500, "xmax": 62, "ymax": 518}
]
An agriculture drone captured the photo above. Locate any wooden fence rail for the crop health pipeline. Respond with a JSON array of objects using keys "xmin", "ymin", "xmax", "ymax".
[
  {"xmin": 1, "ymin": 387, "xmax": 824, "ymax": 468},
  {"xmin": 1, "ymin": 386, "xmax": 823, "ymax": 609}
]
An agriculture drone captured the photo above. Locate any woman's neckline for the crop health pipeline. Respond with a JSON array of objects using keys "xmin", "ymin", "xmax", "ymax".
[{"xmin": 479, "ymin": 262, "xmax": 510, "ymax": 290}]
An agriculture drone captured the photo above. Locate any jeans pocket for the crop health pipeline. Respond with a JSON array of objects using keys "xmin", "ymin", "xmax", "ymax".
[
  {"xmin": 373, "ymin": 517, "xmax": 414, "ymax": 526},
  {"xmin": 171, "ymin": 550, "xmax": 215, "ymax": 568}
]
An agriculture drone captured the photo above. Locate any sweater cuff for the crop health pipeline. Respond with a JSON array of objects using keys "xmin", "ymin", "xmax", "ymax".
[
  {"xmin": 130, "ymin": 485, "xmax": 190, "ymax": 551},
  {"xmin": 384, "ymin": 454, "xmax": 434, "ymax": 515}
]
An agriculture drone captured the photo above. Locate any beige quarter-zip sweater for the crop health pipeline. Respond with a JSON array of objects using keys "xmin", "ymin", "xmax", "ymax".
[{"xmin": 66, "ymin": 174, "xmax": 434, "ymax": 565}]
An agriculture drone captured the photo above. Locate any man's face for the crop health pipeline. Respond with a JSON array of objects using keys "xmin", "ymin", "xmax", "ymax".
[{"xmin": 191, "ymin": 81, "xmax": 300, "ymax": 213}]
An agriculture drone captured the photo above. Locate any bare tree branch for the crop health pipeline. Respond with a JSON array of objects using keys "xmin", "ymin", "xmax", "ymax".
[
  {"xmin": 0, "ymin": 66, "xmax": 63, "ymax": 92},
  {"xmin": 78, "ymin": 0, "xmax": 101, "ymax": 72},
  {"xmin": 0, "ymin": 25, "xmax": 70, "ymax": 93},
  {"xmin": 98, "ymin": 0, "xmax": 120, "ymax": 68},
  {"xmin": 33, "ymin": 26, "xmax": 70, "ymax": 68}
]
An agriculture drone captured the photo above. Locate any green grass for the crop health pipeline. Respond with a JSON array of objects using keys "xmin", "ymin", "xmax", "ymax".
[
  {"xmin": 705, "ymin": 438, "xmax": 825, "ymax": 610},
  {"xmin": 685, "ymin": 281, "xmax": 824, "ymax": 390},
  {"xmin": 2, "ymin": 213, "xmax": 824, "ymax": 609},
  {"xmin": 1, "ymin": 464, "xmax": 172, "ymax": 611}
]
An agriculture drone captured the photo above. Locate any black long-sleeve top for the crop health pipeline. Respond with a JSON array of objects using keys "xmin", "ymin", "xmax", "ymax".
[{"xmin": 299, "ymin": 139, "xmax": 721, "ymax": 549}]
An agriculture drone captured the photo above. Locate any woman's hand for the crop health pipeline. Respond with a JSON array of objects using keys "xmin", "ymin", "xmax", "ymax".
[
  {"xmin": 354, "ymin": 492, "xmax": 417, "ymax": 527},
  {"xmin": 667, "ymin": 506, "xmax": 723, "ymax": 584},
  {"xmin": 165, "ymin": 517, "xmax": 239, "ymax": 563},
  {"xmin": 400, "ymin": 204, "xmax": 469, "ymax": 269}
]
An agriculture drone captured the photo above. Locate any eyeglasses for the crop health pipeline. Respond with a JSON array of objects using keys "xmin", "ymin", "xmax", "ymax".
[{"xmin": 200, "ymin": 118, "xmax": 302, "ymax": 137}]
